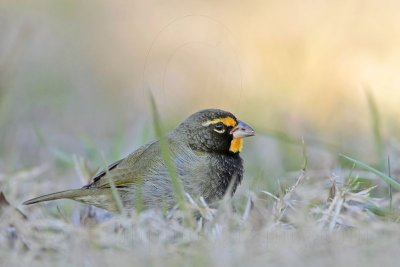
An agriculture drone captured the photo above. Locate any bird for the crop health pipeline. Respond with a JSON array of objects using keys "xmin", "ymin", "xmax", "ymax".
[{"xmin": 23, "ymin": 109, "xmax": 255, "ymax": 213}]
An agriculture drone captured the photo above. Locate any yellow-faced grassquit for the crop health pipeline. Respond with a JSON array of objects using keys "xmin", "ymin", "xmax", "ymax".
[{"xmin": 23, "ymin": 109, "xmax": 255, "ymax": 212}]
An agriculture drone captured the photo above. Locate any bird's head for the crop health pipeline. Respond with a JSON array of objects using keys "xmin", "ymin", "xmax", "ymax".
[{"xmin": 174, "ymin": 109, "xmax": 255, "ymax": 154}]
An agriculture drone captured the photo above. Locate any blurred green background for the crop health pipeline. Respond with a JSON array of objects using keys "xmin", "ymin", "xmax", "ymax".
[{"xmin": 1, "ymin": 0, "xmax": 400, "ymax": 199}]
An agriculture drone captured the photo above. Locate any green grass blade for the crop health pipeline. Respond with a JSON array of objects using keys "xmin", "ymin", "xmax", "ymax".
[
  {"xmin": 148, "ymin": 92, "xmax": 187, "ymax": 212},
  {"xmin": 388, "ymin": 156, "xmax": 392, "ymax": 209},
  {"xmin": 365, "ymin": 89, "xmax": 385, "ymax": 169},
  {"xmin": 339, "ymin": 154, "xmax": 400, "ymax": 191},
  {"xmin": 100, "ymin": 152, "xmax": 125, "ymax": 215}
]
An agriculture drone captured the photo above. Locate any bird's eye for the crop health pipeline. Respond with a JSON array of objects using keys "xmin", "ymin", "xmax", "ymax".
[{"xmin": 213, "ymin": 123, "xmax": 225, "ymax": 134}]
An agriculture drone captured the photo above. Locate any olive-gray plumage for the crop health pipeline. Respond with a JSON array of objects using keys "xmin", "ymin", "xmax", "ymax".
[{"xmin": 23, "ymin": 109, "xmax": 254, "ymax": 212}]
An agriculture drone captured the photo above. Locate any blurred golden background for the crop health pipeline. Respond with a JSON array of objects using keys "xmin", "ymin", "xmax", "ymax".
[{"xmin": 1, "ymin": 0, "xmax": 400, "ymax": 186}]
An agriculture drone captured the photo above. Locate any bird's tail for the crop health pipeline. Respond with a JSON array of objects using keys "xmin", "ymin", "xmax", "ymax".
[
  {"xmin": 23, "ymin": 188, "xmax": 121, "ymax": 212},
  {"xmin": 23, "ymin": 189, "xmax": 88, "ymax": 205}
]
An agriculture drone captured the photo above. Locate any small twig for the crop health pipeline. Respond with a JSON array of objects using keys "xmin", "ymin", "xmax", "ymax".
[
  {"xmin": 242, "ymin": 192, "xmax": 252, "ymax": 221},
  {"xmin": 329, "ymin": 194, "xmax": 344, "ymax": 231},
  {"xmin": 261, "ymin": 191, "xmax": 280, "ymax": 201}
]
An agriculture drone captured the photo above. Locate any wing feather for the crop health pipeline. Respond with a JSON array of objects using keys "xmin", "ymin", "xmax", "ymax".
[{"xmin": 86, "ymin": 141, "xmax": 160, "ymax": 189}]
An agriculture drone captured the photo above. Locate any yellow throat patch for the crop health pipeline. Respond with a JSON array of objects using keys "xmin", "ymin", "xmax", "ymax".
[{"xmin": 229, "ymin": 137, "xmax": 243, "ymax": 153}]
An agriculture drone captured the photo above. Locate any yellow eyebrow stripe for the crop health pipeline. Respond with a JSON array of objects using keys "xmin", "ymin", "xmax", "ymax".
[{"xmin": 202, "ymin": 117, "xmax": 237, "ymax": 127}]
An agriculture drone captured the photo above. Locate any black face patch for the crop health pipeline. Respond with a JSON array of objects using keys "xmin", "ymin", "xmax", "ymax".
[{"xmin": 178, "ymin": 109, "xmax": 239, "ymax": 154}]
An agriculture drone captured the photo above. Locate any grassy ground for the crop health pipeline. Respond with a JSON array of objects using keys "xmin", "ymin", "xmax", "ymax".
[
  {"xmin": 2, "ymin": 1, "xmax": 400, "ymax": 266},
  {"xmin": 2, "ymin": 158, "xmax": 400, "ymax": 267},
  {"xmin": 2, "ymin": 103, "xmax": 400, "ymax": 266}
]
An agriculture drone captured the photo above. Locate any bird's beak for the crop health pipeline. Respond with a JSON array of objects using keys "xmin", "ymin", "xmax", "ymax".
[{"xmin": 230, "ymin": 120, "xmax": 255, "ymax": 138}]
